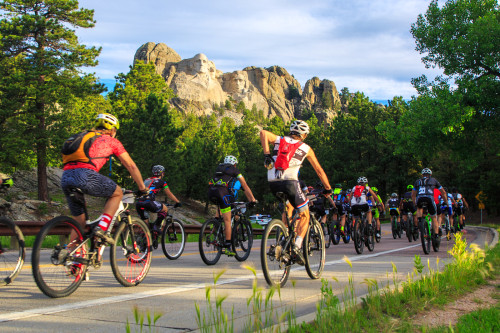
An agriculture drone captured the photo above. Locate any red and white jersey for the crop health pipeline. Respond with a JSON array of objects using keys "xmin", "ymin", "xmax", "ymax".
[{"xmin": 268, "ymin": 136, "xmax": 310, "ymax": 182}]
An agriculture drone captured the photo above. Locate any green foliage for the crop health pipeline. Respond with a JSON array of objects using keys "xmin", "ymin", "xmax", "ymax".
[
  {"xmin": 287, "ymin": 85, "xmax": 300, "ymax": 100},
  {"xmin": 125, "ymin": 306, "xmax": 163, "ymax": 333}
]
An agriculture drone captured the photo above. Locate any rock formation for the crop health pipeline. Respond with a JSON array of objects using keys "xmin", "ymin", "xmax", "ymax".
[{"xmin": 134, "ymin": 42, "xmax": 341, "ymax": 123}]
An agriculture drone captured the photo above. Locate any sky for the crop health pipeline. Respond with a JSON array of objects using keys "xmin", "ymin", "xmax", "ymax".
[{"xmin": 76, "ymin": 0, "xmax": 443, "ymax": 101}]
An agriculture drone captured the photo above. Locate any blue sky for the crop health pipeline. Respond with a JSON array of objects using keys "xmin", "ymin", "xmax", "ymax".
[{"xmin": 77, "ymin": 0, "xmax": 442, "ymax": 100}]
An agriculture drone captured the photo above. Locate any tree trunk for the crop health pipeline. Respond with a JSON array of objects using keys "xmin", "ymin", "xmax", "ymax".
[{"xmin": 36, "ymin": 108, "xmax": 48, "ymax": 201}]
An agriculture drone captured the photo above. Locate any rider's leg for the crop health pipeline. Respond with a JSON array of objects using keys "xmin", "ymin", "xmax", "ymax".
[
  {"xmin": 98, "ymin": 186, "xmax": 123, "ymax": 232},
  {"xmin": 222, "ymin": 209, "xmax": 232, "ymax": 243},
  {"xmin": 153, "ymin": 204, "xmax": 168, "ymax": 227},
  {"xmin": 431, "ymin": 214, "xmax": 439, "ymax": 234},
  {"xmin": 295, "ymin": 209, "xmax": 310, "ymax": 249}
]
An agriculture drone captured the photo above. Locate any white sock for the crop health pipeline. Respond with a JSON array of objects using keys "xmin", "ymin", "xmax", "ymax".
[{"xmin": 295, "ymin": 236, "xmax": 303, "ymax": 248}]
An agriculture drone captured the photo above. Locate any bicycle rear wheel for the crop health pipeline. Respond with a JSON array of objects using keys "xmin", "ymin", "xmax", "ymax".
[
  {"xmin": 199, "ymin": 219, "xmax": 223, "ymax": 265},
  {"xmin": 406, "ymin": 216, "xmax": 413, "ymax": 243},
  {"xmin": 366, "ymin": 221, "xmax": 375, "ymax": 252},
  {"xmin": 161, "ymin": 219, "xmax": 186, "ymax": 260},
  {"xmin": 322, "ymin": 221, "xmax": 332, "ymax": 248},
  {"xmin": 0, "ymin": 217, "xmax": 25, "ymax": 286},
  {"xmin": 31, "ymin": 216, "xmax": 88, "ymax": 298},
  {"xmin": 110, "ymin": 219, "xmax": 152, "ymax": 287},
  {"xmin": 353, "ymin": 220, "xmax": 364, "ymax": 254},
  {"xmin": 261, "ymin": 219, "xmax": 290, "ymax": 287},
  {"xmin": 343, "ymin": 218, "xmax": 351, "ymax": 244},
  {"xmin": 232, "ymin": 219, "xmax": 253, "ymax": 262},
  {"xmin": 304, "ymin": 220, "xmax": 325, "ymax": 280},
  {"xmin": 420, "ymin": 218, "xmax": 431, "ymax": 255},
  {"xmin": 391, "ymin": 216, "xmax": 397, "ymax": 239}
]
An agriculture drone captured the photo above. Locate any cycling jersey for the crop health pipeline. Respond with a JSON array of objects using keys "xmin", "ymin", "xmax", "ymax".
[
  {"xmin": 63, "ymin": 135, "xmax": 126, "ymax": 172},
  {"xmin": 139, "ymin": 177, "xmax": 168, "ymax": 202},
  {"xmin": 413, "ymin": 177, "xmax": 443, "ymax": 198},
  {"xmin": 388, "ymin": 198, "xmax": 400, "ymax": 209},
  {"xmin": 267, "ymin": 136, "xmax": 310, "ymax": 182},
  {"xmin": 350, "ymin": 185, "xmax": 370, "ymax": 206},
  {"xmin": 208, "ymin": 164, "xmax": 243, "ymax": 213}
]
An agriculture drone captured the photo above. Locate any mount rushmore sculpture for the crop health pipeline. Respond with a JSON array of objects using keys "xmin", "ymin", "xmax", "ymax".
[{"xmin": 134, "ymin": 42, "xmax": 341, "ymax": 123}]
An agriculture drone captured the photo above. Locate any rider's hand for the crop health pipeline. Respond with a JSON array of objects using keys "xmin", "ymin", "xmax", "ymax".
[
  {"xmin": 135, "ymin": 189, "xmax": 148, "ymax": 197},
  {"xmin": 174, "ymin": 202, "xmax": 182, "ymax": 208},
  {"xmin": 322, "ymin": 188, "xmax": 333, "ymax": 196},
  {"xmin": 264, "ymin": 154, "xmax": 274, "ymax": 170},
  {"xmin": 248, "ymin": 201, "xmax": 257, "ymax": 208}
]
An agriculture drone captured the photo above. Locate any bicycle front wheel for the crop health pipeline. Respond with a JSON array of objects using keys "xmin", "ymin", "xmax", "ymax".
[
  {"xmin": 366, "ymin": 221, "xmax": 375, "ymax": 252},
  {"xmin": 0, "ymin": 217, "xmax": 25, "ymax": 286},
  {"xmin": 199, "ymin": 219, "xmax": 223, "ymax": 265},
  {"xmin": 110, "ymin": 219, "xmax": 152, "ymax": 287},
  {"xmin": 161, "ymin": 219, "xmax": 186, "ymax": 260},
  {"xmin": 31, "ymin": 216, "xmax": 88, "ymax": 298},
  {"xmin": 322, "ymin": 221, "xmax": 331, "ymax": 248},
  {"xmin": 420, "ymin": 218, "xmax": 431, "ymax": 255},
  {"xmin": 353, "ymin": 221, "xmax": 364, "ymax": 254},
  {"xmin": 304, "ymin": 220, "xmax": 325, "ymax": 280},
  {"xmin": 261, "ymin": 219, "xmax": 290, "ymax": 287},
  {"xmin": 232, "ymin": 220, "xmax": 253, "ymax": 262},
  {"xmin": 392, "ymin": 217, "xmax": 397, "ymax": 239}
]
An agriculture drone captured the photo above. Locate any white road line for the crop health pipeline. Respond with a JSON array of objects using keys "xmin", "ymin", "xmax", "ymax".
[{"xmin": 0, "ymin": 242, "xmax": 423, "ymax": 323}]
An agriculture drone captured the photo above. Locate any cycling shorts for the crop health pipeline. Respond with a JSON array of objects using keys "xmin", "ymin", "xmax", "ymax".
[
  {"xmin": 440, "ymin": 205, "xmax": 452, "ymax": 216},
  {"xmin": 351, "ymin": 204, "xmax": 369, "ymax": 217},
  {"xmin": 136, "ymin": 200, "xmax": 164, "ymax": 220},
  {"xmin": 454, "ymin": 206, "xmax": 464, "ymax": 216},
  {"xmin": 402, "ymin": 201, "xmax": 416, "ymax": 214},
  {"xmin": 416, "ymin": 196, "xmax": 437, "ymax": 216},
  {"xmin": 335, "ymin": 204, "xmax": 345, "ymax": 217},
  {"xmin": 269, "ymin": 180, "xmax": 308, "ymax": 212},
  {"xmin": 61, "ymin": 168, "xmax": 117, "ymax": 216},
  {"xmin": 372, "ymin": 206, "xmax": 380, "ymax": 219},
  {"xmin": 389, "ymin": 208, "xmax": 400, "ymax": 216},
  {"xmin": 208, "ymin": 186, "xmax": 234, "ymax": 213}
]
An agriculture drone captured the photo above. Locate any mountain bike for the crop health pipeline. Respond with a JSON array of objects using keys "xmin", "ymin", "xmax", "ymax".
[
  {"xmin": 199, "ymin": 202, "xmax": 253, "ymax": 265},
  {"xmin": 343, "ymin": 212, "xmax": 352, "ymax": 244},
  {"xmin": 352, "ymin": 209, "xmax": 375, "ymax": 254},
  {"xmin": 390, "ymin": 210, "xmax": 402, "ymax": 239},
  {"xmin": 442, "ymin": 209, "xmax": 452, "ymax": 241},
  {"xmin": 31, "ymin": 189, "xmax": 152, "ymax": 298},
  {"xmin": 148, "ymin": 203, "xmax": 186, "ymax": 260},
  {"xmin": 261, "ymin": 192, "xmax": 325, "ymax": 287},
  {"xmin": 330, "ymin": 213, "xmax": 341, "ymax": 245},
  {"xmin": 419, "ymin": 202, "xmax": 439, "ymax": 255},
  {"xmin": 0, "ymin": 216, "xmax": 25, "ymax": 286},
  {"xmin": 310, "ymin": 197, "xmax": 331, "ymax": 249}
]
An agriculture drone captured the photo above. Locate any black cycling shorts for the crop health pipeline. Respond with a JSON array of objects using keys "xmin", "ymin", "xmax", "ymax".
[
  {"xmin": 402, "ymin": 201, "xmax": 416, "ymax": 214},
  {"xmin": 136, "ymin": 200, "xmax": 164, "ymax": 220},
  {"xmin": 454, "ymin": 206, "xmax": 464, "ymax": 216},
  {"xmin": 416, "ymin": 196, "xmax": 437, "ymax": 216},
  {"xmin": 207, "ymin": 186, "xmax": 234, "ymax": 212},
  {"xmin": 351, "ymin": 204, "xmax": 369, "ymax": 217},
  {"xmin": 61, "ymin": 168, "xmax": 117, "ymax": 216},
  {"xmin": 269, "ymin": 180, "xmax": 308, "ymax": 212},
  {"xmin": 389, "ymin": 208, "xmax": 400, "ymax": 216},
  {"xmin": 335, "ymin": 203, "xmax": 345, "ymax": 216}
]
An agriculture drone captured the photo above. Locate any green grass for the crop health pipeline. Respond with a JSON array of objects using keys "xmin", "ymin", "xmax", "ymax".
[{"xmin": 455, "ymin": 306, "xmax": 500, "ymax": 333}]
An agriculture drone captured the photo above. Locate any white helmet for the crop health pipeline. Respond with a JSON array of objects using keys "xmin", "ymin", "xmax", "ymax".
[
  {"xmin": 421, "ymin": 168, "xmax": 432, "ymax": 175},
  {"xmin": 224, "ymin": 155, "xmax": 238, "ymax": 165},
  {"xmin": 357, "ymin": 176, "xmax": 368, "ymax": 184},
  {"xmin": 289, "ymin": 120, "xmax": 310, "ymax": 135},
  {"xmin": 391, "ymin": 193, "xmax": 398, "ymax": 198},
  {"xmin": 152, "ymin": 165, "xmax": 165, "ymax": 176}
]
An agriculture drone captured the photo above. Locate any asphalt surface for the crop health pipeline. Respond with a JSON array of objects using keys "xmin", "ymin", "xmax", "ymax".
[{"xmin": 0, "ymin": 224, "xmax": 495, "ymax": 332}]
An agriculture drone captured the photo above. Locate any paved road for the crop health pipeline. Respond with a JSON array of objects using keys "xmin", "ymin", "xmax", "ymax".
[{"xmin": 0, "ymin": 225, "xmax": 495, "ymax": 332}]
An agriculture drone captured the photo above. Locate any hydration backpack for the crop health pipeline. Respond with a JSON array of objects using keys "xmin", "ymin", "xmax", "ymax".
[
  {"xmin": 274, "ymin": 138, "xmax": 303, "ymax": 171},
  {"xmin": 62, "ymin": 131, "xmax": 101, "ymax": 166},
  {"xmin": 353, "ymin": 185, "xmax": 365, "ymax": 198}
]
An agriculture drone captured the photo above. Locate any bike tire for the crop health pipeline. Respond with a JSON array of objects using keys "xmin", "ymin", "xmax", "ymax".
[
  {"xmin": 323, "ymin": 221, "xmax": 331, "ymax": 248},
  {"xmin": 392, "ymin": 216, "xmax": 397, "ymax": 239},
  {"xmin": 406, "ymin": 216, "xmax": 413, "ymax": 243},
  {"xmin": 110, "ymin": 219, "xmax": 152, "ymax": 287},
  {"xmin": 0, "ymin": 217, "xmax": 25, "ymax": 286},
  {"xmin": 353, "ymin": 221, "xmax": 364, "ymax": 254},
  {"xmin": 260, "ymin": 219, "xmax": 290, "ymax": 287},
  {"xmin": 233, "ymin": 219, "xmax": 253, "ymax": 262},
  {"xmin": 304, "ymin": 219, "xmax": 325, "ymax": 280},
  {"xmin": 366, "ymin": 221, "xmax": 375, "ymax": 252},
  {"xmin": 161, "ymin": 219, "xmax": 186, "ymax": 260},
  {"xmin": 31, "ymin": 216, "xmax": 87, "ymax": 298},
  {"xmin": 199, "ymin": 219, "xmax": 223, "ymax": 265},
  {"xmin": 420, "ymin": 218, "xmax": 431, "ymax": 255},
  {"xmin": 343, "ymin": 218, "xmax": 351, "ymax": 244}
]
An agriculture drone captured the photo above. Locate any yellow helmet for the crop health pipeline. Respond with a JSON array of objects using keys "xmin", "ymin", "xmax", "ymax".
[{"xmin": 95, "ymin": 113, "xmax": 119, "ymax": 130}]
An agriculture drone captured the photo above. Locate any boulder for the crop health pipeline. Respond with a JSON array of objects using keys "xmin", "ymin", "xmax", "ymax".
[{"xmin": 134, "ymin": 42, "xmax": 182, "ymax": 77}]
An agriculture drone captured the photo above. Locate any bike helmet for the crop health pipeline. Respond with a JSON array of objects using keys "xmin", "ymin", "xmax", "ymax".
[
  {"xmin": 152, "ymin": 165, "xmax": 165, "ymax": 176},
  {"xmin": 407, "ymin": 184, "xmax": 414, "ymax": 190},
  {"xmin": 224, "ymin": 155, "xmax": 238, "ymax": 165},
  {"xmin": 95, "ymin": 113, "xmax": 120, "ymax": 130},
  {"xmin": 421, "ymin": 168, "xmax": 432, "ymax": 175},
  {"xmin": 334, "ymin": 183, "xmax": 342, "ymax": 188},
  {"xmin": 391, "ymin": 193, "xmax": 398, "ymax": 198},
  {"xmin": 289, "ymin": 120, "xmax": 310, "ymax": 135},
  {"xmin": 371, "ymin": 187, "xmax": 378, "ymax": 192},
  {"xmin": 357, "ymin": 176, "xmax": 368, "ymax": 184}
]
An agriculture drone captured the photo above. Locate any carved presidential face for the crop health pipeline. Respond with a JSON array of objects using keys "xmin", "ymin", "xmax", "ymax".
[
  {"xmin": 235, "ymin": 72, "xmax": 247, "ymax": 92},
  {"xmin": 192, "ymin": 53, "xmax": 209, "ymax": 74}
]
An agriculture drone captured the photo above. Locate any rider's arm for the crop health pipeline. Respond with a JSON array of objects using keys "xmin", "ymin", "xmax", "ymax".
[
  {"xmin": 327, "ymin": 195, "xmax": 336, "ymax": 208},
  {"xmin": 238, "ymin": 176, "xmax": 256, "ymax": 202},
  {"xmin": 439, "ymin": 187, "xmax": 448, "ymax": 205},
  {"xmin": 411, "ymin": 189, "xmax": 417, "ymax": 205},
  {"xmin": 305, "ymin": 149, "xmax": 332, "ymax": 191},
  {"xmin": 164, "ymin": 187, "xmax": 180, "ymax": 204},
  {"xmin": 260, "ymin": 130, "xmax": 278, "ymax": 154},
  {"xmin": 117, "ymin": 152, "xmax": 146, "ymax": 191}
]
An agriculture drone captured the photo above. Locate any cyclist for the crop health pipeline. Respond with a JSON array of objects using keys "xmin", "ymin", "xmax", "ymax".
[
  {"xmin": 411, "ymin": 168, "xmax": 448, "ymax": 248},
  {"xmin": 348, "ymin": 177, "xmax": 383, "ymax": 236},
  {"xmin": 136, "ymin": 165, "xmax": 181, "ymax": 245},
  {"xmin": 400, "ymin": 185, "xmax": 418, "ymax": 236},
  {"xmin": 370, "ymin": 186, "xmax": 385, "ymax": 239},
  {"xmin": 60, "ymin": 113, "xmax": 147, "ymax": 244},
  {"xmin": 451, "ymin": 188, "xmax": 469, "ymax": 230},
  {"xmin": 261, "ymin": 120, "xmax": 332, "ymax": 265},
  {"xmin": 332, "ymin": 184, "xmax": 348, "ymax": 236},
  {"xmin": 387, "ymin": 193, "xmax": 401, "ymax": 233},
  {"xmin": 309, "ymin": 181, "xmax": 336, "ymax": 226},
  {"xmin": 439, "ymin": 188, "xmax": 456, "ymax": 232},
  {"xmin": 208, "ymin": 155, "xmax": 257, "ymax": 255}
]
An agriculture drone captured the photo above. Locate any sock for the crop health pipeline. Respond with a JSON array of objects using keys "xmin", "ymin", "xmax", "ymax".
[
  {"xmin": 341, "ymin": 225, "xmax": 344, "ymax": 231},
  {"xmin": 225, "ymin": 240, "xmax": 232, "ymax": 248},
  {"xmin": 295, "ymin": 236, "xmax": 303, "ymax": 248},
  {"xmin": 98, "ymin": 213, "xmax": 113, "ymax": 232}
]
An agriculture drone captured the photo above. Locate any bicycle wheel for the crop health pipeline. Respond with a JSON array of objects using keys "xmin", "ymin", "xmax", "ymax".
[
  {"xmin": 366, "ymin": 221, "xmax": 375, "ymax": 252},
  {"xmin": 32, "ymin": 216, "xmax": 88, "ymax": 298},
  {"xmin": 391, "ymin": 216, "xmax": 397, "ymax": 239},
  {"xmin": 323, "ymin": 221, "xmax": 332, "ymax": 248},
  {"xmin": 420, "ymin": 218, "xmax": 431, "ymax": 255},
  {"xmin": 161, "ymin": 219, "xmax": 186, "ymax": 260},
  {"xmin": 445, "ymin": 217, "xmax": 451, "ymax": 241},
  {"xmin": 199, "ymin": 219, "xmax": 223, "ymax": 265},
  {"xmin": 260, "ymin": 219, "xmax": 290, "ymax": 287},
  {"xmin": 0, "ymin": 217, "xmax": 25, "ymax": 286},
  {"xmin": 232, "ymin": 219, "xmax": 253, "ymax": 262},
  {"xmin": 374, "ymin": 217, "xmax": 381, "ymax": 243},
  {"xmin": 406, "ymin": 216, "xmax": 413, "ymax": 243},
  {"xmin": 110, "ymin": 219, "xmax": 152, "ymax": 287},
  {"xmin": 353, "ymin": 220, "xmax": 364, "ymax": 254},
  {"xmin": 343, "ymin": 218, "xmax": 351, "ymax": 244},
  {"xmin": 330, "ymin": 219, "xmax": 340, "ymax": 246},
  {"xmin": 304, "ymin": 220, "xmax": 325, "ymax": 280}
]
